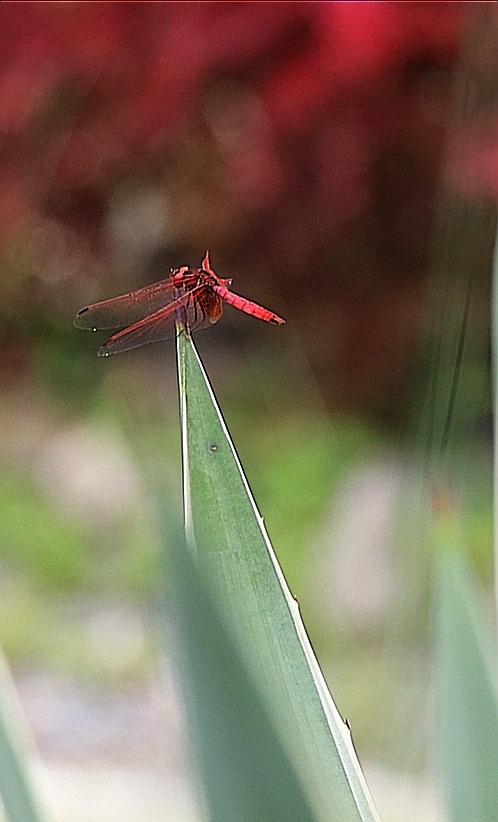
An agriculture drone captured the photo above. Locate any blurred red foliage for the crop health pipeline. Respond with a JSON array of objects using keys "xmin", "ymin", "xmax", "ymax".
[
  {"xmin": 0, "ymin": 3, "xmax": 467, "ymax": 232},
  {"xmin": 1, "ymin": 2, "xmax": 496, "ymax": 422}
]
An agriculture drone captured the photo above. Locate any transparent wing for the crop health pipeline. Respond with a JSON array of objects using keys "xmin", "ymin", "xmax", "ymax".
[
  {"xmin": 74, "ymin": 276, "xmax": 192, "ymax": 330},
  {"xmin": 97, "ymin": 285, "xmax": 208, "ymax": 356}
]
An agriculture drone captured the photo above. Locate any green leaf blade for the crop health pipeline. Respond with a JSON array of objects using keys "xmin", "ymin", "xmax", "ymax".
[
  {"xmin": 436, "ymin": 550, "xmax": 498, "ymax": 822},
  {"xmin": 176, "ymin": 332, "xmax": 381, "ymax": 822},
  {"xmin": 0, "ymin": 654, "xmax": 46, "ymax": 822}
]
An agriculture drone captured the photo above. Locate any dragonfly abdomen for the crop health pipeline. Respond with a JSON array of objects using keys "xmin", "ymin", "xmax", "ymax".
[{"xmin": 213, "ymin": 285, "xmax": 285, "ymax": 325}]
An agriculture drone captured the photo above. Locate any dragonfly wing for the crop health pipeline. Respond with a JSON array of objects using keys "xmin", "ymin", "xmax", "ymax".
[
  {"xmin": 213, "ymin": 285, "xmax": 285, "ymax": 325},
  {"xmin": 97, "ymin": 286, "xmax": 207, "ymax": 356},
  {"xmin": 74, "ymin": 275, "xmax": 193, "ymax": 330},
  {"xmin": 197, "ymin": 289, "xmax": 223, "ymax": 324}
]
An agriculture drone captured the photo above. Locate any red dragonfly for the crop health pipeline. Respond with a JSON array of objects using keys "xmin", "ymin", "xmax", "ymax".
[{"xmin": 74, "ymin": 251, "xmax": 285, "ymax": 356}]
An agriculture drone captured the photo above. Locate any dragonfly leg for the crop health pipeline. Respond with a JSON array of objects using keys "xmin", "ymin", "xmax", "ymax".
[{"xmin": 174, "ymin": 287, "xmax": 189, "ymax": 336}]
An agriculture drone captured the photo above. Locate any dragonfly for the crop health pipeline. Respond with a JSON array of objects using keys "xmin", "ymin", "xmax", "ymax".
[{"xmin": 74, "ymin": 251, "xmax": 285, "ymax": 356}]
